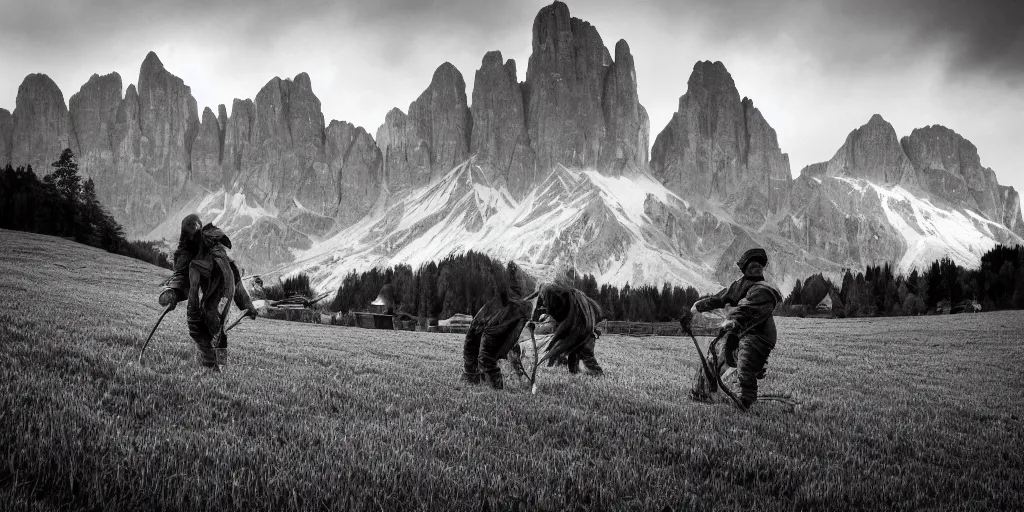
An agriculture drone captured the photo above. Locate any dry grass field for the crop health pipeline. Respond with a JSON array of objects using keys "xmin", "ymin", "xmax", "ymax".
[{"xmin": 1, "ymin": 228, "xmax": 1022, "ymax": 511}]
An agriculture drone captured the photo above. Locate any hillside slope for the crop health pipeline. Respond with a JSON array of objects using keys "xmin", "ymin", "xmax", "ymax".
[{"xmin": 1, "ymin": 229, "xmax": 1023, "ymax": 510}]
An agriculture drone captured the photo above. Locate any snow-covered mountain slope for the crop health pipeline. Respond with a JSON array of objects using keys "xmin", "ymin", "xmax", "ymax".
[
  {"xmin": 269, "ymin": 159, "xmax": 725, "ymax": 294},
  {"xmin": 258, "ymin": 159, "xmax": 1022, "ymax": 296},
  {"xmin": 838, "ymin": 176, "xmax": 1023, "ymax": 274},
  {"xmin": 158, "ymin": 158, "xmax": 1022, "ymax": 297}
]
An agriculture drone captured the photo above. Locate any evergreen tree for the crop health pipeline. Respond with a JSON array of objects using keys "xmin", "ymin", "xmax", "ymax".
[
  {"xmin": 786, "ymin": 279, "xmax": 803, "ymax": 305},
  {"xmin": 50, "ymin": 148, "xmax": 82, "ymax": 202}
]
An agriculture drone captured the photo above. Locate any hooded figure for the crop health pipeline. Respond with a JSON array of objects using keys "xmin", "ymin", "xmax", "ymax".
[
  {"xmin": 158, "ymin": 214, "xmax": 257, "ymax": 371},
  {"xmin": 534, "ymin": 283, "xmax": 604, "ymax": 376},
  {"xmin": 690, "ymin": 248, "xmax": 782, "ymax": 408},
  {"xmin": 462, "ymin": 265, "xmax": 534, "ymax": 389}
]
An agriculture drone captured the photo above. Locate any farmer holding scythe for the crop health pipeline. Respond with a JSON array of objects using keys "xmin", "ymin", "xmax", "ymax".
[
  {"xmin": 682, "ymin": 248, "xmax": 783, "ymax": 409},
  {"xmin": 149, "ymin": 214, "xmax": 258, "ymax": 371}
]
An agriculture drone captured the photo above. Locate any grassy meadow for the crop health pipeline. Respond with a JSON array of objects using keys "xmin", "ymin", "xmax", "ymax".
[{"xmin": 1, "ymin": 228, "xmax": 1022, "ymax": 511}]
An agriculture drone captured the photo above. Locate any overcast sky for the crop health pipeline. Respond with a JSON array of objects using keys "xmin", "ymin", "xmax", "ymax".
[{"xmin": 2, "ymin": 0, "xmax": 1021, "ymax": 192}]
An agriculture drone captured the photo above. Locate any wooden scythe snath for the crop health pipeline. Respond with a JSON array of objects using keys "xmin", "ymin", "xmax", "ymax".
[
  {"xmin": 139, "ymin": 303, "xmax": 175, "ymax": 364},
  {"xmin": 680, "ymin": 320, "xmax": 747, "ymax": 410},
  {"xmin": 528, "ymin": 323, "xmax": 540, "ymax": 395}
]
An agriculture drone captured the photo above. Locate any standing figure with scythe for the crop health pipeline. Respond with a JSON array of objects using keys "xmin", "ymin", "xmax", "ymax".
[
  {"xmin": 155, "ymin": 214, "xmax": 258, "ymax": 371},
  {"xmin": 685, "ymin": 248, "xmax": 783, "ymax": 409}
]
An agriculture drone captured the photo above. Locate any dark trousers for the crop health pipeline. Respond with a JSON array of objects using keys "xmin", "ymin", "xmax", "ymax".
[
  {"xmin": 691, "ymin": 334, "xmax": 772, "ymax": 406},
  {"xmin": 463, "ymin": 319, "xmax": 526, "ymax": 389},
  {"xmin": 566, "ymin": 337, "xmax": 602, "ymax": 375},
  {"xmin": 187, "ymin": 264, "xmax": 229, "ymax": 368}
]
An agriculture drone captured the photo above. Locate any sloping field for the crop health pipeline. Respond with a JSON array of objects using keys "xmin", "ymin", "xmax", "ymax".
[{"xmin": 1, "ymin": 229, "xmax": 1022, "ymax": 511}]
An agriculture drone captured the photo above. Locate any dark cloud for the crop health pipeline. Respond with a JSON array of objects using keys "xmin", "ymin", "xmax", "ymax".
[
  {"xmin": 646, "ymin": 0, "xmax": 1024, "ymax": 85},
  {"xmin": 845, "ymin": 0, "xmax": 1024, "ymax": 85},
  {"xmin": 0, "ymin": 0, "xmax": 536, "ymax": 47}
]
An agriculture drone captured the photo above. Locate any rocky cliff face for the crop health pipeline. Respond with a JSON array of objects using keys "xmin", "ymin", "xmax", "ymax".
[
  {"xmin": 901, "ymin": 125, "xmax": 1023, "ymax": 235},
  {"xmin": 190, "ymin": 107, "xmax": 223, "ymax": 190},
  {"xmin": 525, "ymin": 1, "xmax": 609, "ymax": 174},
  {"xmin": 136, "ymin": 52, "xmax": 199, "ymax": 195},
  {"xmin": 326, "ymin": 120, "xmax": 383, "ymax": 227},
  {"xmin": 370, "ymin": 2, "xmax": 650, "ymax": 198},
  {"xmin": 469, "ymin": 51, "xmax": 535, "ymax": 197},
  {"xmin": 825, "ymin": 114, "xmax": 917, "ymax": 187},
  {"xmin": 4, "ymin": 0, "xmax": 1022, "ymax": 286},
  {"xmin": 11, "ymin": 74, "xmax": 78, "ymax": 175},
  {"xmin": 0, "ymin": 108, "xmax": 13, "ymax": 166},
  {"xmin": 649, "ymin": 61, "xmax": 791, "ymax": 224},
  {"xmin": 376, "ymin": 107, "xmax": 429, "ymax": 194},
  {"xmin": 376, "ymin": 63, "xmax": 470, "ymax": 193},
  {"xmin": 69, "ymin": 73, "xmax": 122, "ymax": 193},
  {"xmin": 222, "ymin": 98, "xmax": 254, "ymax": 187},
  {"xmin": 999, "ymin": 186, "xmax": 1024, "ymax": 236},
  {"xmin": 238, "ymin": 73, "xmax": 331, "ymax": 216},
  {"xmin": 600, "ymin": 39, "xmax": 649, "ymax": 174}
]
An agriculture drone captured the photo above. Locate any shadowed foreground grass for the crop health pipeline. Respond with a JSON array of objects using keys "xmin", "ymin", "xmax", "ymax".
[{"xmin": 1, "ymin": 229, "xmax": 1022, "ymax": 511}]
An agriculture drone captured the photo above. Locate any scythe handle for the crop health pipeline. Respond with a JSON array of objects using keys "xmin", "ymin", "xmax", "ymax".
[
  {"xmin": 139, "ymin": 303, "xmax": 175, "ymax": 364},
  {"xmin": 528, "ymin": 323, "xmax": 540, "ymax": 394},
  {"xmin": 681, "ymin": 322, "xmax": 747, "ymax": 411},
  {"xmin": 223, "ymin": 314, "xmax": 245, "ymax": 333}
]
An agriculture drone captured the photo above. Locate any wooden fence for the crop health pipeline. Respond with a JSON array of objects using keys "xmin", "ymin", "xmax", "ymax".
[{"xmin": 600, "ymin": 321, "xmax": 718, "ymax": 337}]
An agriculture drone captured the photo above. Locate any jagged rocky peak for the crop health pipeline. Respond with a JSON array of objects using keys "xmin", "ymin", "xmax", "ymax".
[
  {"xmin": 520, "ymin": 2, "xmax": 651, "ymax": 181},
  {"xmin": 525, "ymin": 1, "xmax": 610, "ymax": 174},
  {"xmin": 376, "ymin": 107, "xmax": 428, "ymax": 192},
  {"xmin": 409, "ymin": 62, "xmax": 471, "ymax": 179},
  {"xmin": 69, "ymin": 72, "xmax": 123, "ymax": 198},
  {"xmin": 136, "ymin": 51, "xmax": 200, "ymax": 190},
  {"xmin": 239, "ymin": 72, "xmax": 330, "ymax": 214},
  {"xmin": 600, "ymin": 38, "xmax": 649, "ymax": 173},
  {"xmin": 650, "ymin": 60, "xmax": 747, "ymax": 201},
  {"xmin": 377, "ymin": 62, "xmax": 470, "ymax": 193},
  {"xmin": 902, "ymin": 124, "xmax": 1023, "ymax": 234},
  {"xmin": 824, "ymin": 113, "xmax": 916, "ymax": 187},
  {"xmin": 650, "ymin": 60, "xmax": 790, "ymax": 223},
  {"xmin": 11, "ymin": 73, "xmax": 78, "ymax": 175},
  {"xmin": 470, "ymin": 50, "xmax": 535, "ymax": 197}
]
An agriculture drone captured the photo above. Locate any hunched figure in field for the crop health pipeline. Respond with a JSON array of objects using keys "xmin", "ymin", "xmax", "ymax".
[
  {"xmin": 689, "ymin": 248, "xmax": 782, "ymax": 409},
  {"xmin": 533, "ymin": 282, "xmax": 604, "ymax": 376},
  {"xmin": 158, "ymin": 214, "xmax": 257, "ymax": 371},
  {"xmin": 462, "ymin": 270, "xmax": 606, "ymax": 389},
  {"xmin": 462, "ymin": 266, "xmax": 534, "ymax": 389}
]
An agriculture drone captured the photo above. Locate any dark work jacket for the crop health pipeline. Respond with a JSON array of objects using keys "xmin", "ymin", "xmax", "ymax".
[
  {"xmin": 536, "ymin": 284, "xmax": 605, "ymax": 365},
  {"xmin": 466, "ymin": 295, "xmax": 534, "ymax": 361},
  {"xmin": 167, "ymin": 223, "xmax": 253, "ymax": 315},
  {"xmin": 702, "ymin": 277, "xmax": 783, "ymax": 348}
]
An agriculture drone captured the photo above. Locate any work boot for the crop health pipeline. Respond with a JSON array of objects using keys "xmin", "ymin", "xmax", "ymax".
[
  {"xmin": 461, "ymin": 371, "xmax": 481, "ymax": 385},
  {"xmin": 196, "ymin": 344, "xmax": 218, "ymax": 369},
  {"xmin": 483, "ymin": 371, "xmax": 504, "ymax": 390},
  {"xmin": 215, "ymin": 348, "xmax": 229, "ymax": 367}
]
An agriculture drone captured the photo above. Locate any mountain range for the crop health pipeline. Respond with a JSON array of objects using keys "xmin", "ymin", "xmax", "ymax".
[{"xmin": 2, "ymin": 1, "xmax": 1021, "ymax": 295}]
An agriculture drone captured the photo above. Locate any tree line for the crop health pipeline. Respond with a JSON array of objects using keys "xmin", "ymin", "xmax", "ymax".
[
  {"xmin": 327, "ymin": 243, "xmax": 1024, "ymax": 322},
  {"xmin": 781, "ymin": 244, "xmax": 1024, "ymax": 317},
  {"xmin": 328, "ymin": 252, "xmax": 703, "ymax": 322},
  {"xmin": 0, "ymin": 148, "xmax": 171, "ymax": 269}
]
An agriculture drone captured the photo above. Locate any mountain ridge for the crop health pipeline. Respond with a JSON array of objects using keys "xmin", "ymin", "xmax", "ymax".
[{"xmin": 1, "ymin": 1, "xmax": 1020, "ymax": 295}]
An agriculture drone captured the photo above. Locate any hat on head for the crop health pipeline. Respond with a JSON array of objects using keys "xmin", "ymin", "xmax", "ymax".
[{"xmin": 736, "ymin": 248, "xmax": 768, "ymax": 271}]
